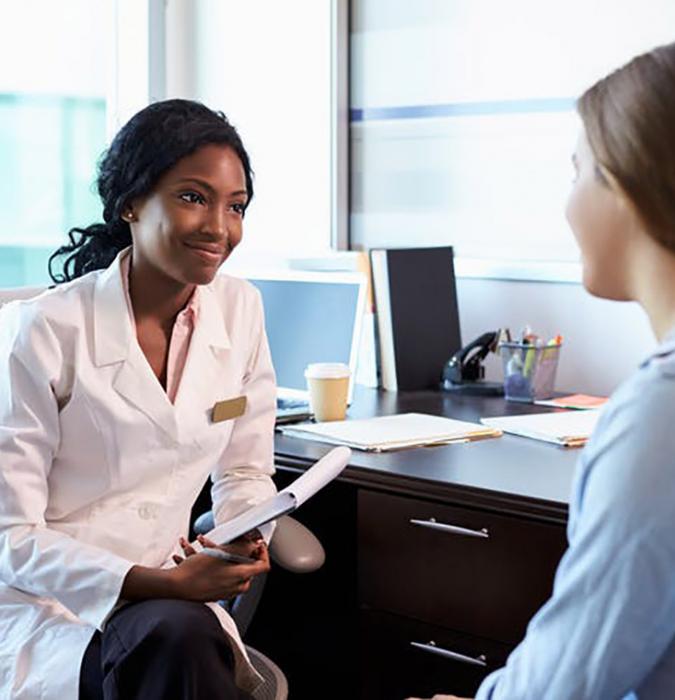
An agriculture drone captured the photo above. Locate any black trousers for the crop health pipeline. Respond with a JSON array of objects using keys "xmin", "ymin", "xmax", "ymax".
[{"xmin": 79, "ymin": 599, "xmax": 253, "ymax": 700}]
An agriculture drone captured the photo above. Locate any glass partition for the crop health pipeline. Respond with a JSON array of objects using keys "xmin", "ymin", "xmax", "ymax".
[{"xmin": 350, "ymin": 0, "xmax": 675, "ymax": 272}]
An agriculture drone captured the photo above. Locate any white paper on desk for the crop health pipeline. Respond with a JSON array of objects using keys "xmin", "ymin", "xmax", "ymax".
[
  {"xmin": 208, "ymin": 446, "xmax": 351, "ymax": 545},
  {"xmin": 480, "ymin": 409, "xmax": 601, "ymax": 446},
  {"xmin": 279, "ymin": 413, "xmax": 501, "ymax": 451}
]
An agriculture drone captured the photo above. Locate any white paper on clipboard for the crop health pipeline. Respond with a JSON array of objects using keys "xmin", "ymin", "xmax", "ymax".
[{"xmin": 207, "ymin": 446, "xmax": 351, "ymax": 545}]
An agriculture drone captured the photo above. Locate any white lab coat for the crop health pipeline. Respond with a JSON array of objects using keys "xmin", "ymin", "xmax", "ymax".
[{"xmin": 0, "ymin": 250, "xmax": 277, "ymax": 699}]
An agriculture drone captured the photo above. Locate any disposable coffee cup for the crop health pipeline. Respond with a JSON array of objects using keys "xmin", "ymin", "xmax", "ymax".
[{"xmin": 304, "ymin": 363, "xmax": 351, "ymax": 422}]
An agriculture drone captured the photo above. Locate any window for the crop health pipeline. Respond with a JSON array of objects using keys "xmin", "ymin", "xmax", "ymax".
[
  {"xmin": 349, "ymin": 0, "xmax": 675, "ymax": 278},
  {"xmin": 0, "ymin": 0, "xmax": 107, "ymax": 287},
  {"xmin": 191, "ymin": 0, "xmax": 333, "ymax": 266}
]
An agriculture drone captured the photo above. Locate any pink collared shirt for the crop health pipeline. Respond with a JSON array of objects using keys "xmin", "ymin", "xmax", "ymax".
[{"xmin": 120, "ymin": 254, "xmax": 199, "ymax": 404}]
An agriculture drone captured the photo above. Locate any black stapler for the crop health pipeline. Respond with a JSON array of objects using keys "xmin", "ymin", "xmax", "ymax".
[{"xmin": 440, "ymin": 330, "xmax": 504, "ymax": 396}]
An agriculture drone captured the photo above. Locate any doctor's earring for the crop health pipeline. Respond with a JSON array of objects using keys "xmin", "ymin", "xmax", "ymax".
[{"xmin": 122, "ymin": 211, "xmax": 136, "ymax": 223}]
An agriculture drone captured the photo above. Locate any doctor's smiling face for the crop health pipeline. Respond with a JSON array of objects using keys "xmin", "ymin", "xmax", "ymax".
[
  {"xmin": 126, "ymin": 144, "xmax": 248, "ymax": 287},
  {"xmin": 47, "ymin": 100, "xmax": 254, "ymax": 287}
]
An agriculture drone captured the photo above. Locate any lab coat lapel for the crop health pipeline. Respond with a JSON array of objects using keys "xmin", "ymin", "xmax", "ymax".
[
  {"xmin": 112, "ymin": 350, "xmax": 179, "ymax": 443},
  {"xmin": 174, "ymin": 284, "xmax": 231, "ymax": 424},
  {"xmin": 93, "ymin": 251, "xmax": 179, "ymax": 443}
]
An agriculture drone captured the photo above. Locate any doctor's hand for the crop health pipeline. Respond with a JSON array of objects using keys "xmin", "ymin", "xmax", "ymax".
[
  {"xmin": 121, "ymin": 536, "xmax": 270, "ymax": 603},
  {"xmin": 173, "ymin": 533, "xmax": 264, "ymax": 565},
  {"xmin": 169, "ymin": 534, "xmax": 270, "ymax": 601}
]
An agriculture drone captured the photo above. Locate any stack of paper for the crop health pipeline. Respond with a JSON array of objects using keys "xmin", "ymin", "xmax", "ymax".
[
  {"xmin": 279, "ymin": 412, "xmax": 501, "ymax": 452},
  {"xmin": 480, "ymin": 409, "xmax": 602, "ymax": 447}
]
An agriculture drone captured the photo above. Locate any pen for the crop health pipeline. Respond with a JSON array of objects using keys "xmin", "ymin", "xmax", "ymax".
[{"xmin": 200, "ymin": 548, "xmax": 257, "ymax": 565}]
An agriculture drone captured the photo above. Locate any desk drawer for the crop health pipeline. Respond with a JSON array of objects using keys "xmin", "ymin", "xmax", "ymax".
[
  {"xmin": 359, "ymin": 608, "xmax": 511, "ymax": 699},
  {"xmin": 358, "ymin": 490, "xmax": 566, "ymax": 644}
]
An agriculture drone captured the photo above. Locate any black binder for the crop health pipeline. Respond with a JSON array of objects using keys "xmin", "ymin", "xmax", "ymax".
[{"xmin": 370, "ymin": 246, "xmax": 461, "ymax": 391}]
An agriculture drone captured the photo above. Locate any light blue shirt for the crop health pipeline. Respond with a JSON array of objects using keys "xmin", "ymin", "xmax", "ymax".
[{"xmin": 477, "ymin": 332, "xmax": 675, "ymax": 700}]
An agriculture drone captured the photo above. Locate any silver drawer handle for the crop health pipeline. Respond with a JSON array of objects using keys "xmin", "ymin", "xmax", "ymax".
[
  {"xmin": 410, "ymin": 517, "xmax": 489, "ymax": 539},
  {"xmin": 411, "ymin": 640, "xmax": 487, "ymax": 667}
]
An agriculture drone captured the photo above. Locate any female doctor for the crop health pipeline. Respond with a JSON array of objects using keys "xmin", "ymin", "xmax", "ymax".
[
  {"xmin": 410, "ymin": 41, "xmax": 675, "ymax": 700},
  {"xmin": 0, "ymin": 100, "xmax": 277, "ymax": 699}
]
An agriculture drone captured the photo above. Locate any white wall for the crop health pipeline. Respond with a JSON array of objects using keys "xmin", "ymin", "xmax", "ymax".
[{"xmin": 457, "ymin": 278, "xmax": 654, "ymax": 396}]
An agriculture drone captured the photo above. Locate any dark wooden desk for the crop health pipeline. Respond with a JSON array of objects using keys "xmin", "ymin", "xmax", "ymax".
[{"xmin": 248, "ymin": 387, "xmax": 580, "ymax": 699}]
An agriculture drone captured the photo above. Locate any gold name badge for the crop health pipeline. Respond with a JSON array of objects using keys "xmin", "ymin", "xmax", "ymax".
[{"xmin": 212, "ymin": 396, "xmax": 247, "ymax": 423}]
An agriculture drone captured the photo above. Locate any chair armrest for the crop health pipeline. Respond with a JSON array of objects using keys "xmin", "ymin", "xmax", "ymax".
[
  {"xmin": 269, "ymin": 515, "xmax": 325, "ymax": 574},
  {"xmin": 192, "ymin": 511, "xmax": 325, "ymax": 574},
  {"xmin": 193, "ymin": 510, "xmax": 215, "ymax": 535}
]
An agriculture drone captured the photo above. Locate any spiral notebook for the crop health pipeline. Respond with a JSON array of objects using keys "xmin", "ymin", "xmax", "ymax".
[{"xmin": 279, "ymin": 412, "xmax": 501, "ymax": 452}]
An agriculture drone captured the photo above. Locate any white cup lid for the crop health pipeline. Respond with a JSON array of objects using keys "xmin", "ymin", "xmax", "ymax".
[{"xmin": 304, "ymin": 362, "xmax": 351, "ymax": 379}]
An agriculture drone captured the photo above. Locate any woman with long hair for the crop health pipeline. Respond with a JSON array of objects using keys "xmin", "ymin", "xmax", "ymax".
[
  {"xmin": 411, "ymin": 41, "xmax": 675, "ymax": 700},
  {"xmin": 0, "ymin": 99, "xmax": 276, "ymax": 699}
]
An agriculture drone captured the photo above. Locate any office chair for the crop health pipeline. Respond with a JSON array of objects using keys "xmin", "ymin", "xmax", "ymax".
[
  {"xmin": 0, "ymin": 286, "xmax": 47, "ymax": 305},
  {"xmin": 193, "ymin": 511, "xmax": 325, "ymax": 700},
  {"xmin": 0, "ymin": 287, "xmax": 326, "ymax": 700}
]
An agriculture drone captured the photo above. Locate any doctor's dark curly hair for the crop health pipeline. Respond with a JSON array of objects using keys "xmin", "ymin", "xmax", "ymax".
[{"xmin": 48, "ymin": 99, "xmax": 254, "ymax": 283}]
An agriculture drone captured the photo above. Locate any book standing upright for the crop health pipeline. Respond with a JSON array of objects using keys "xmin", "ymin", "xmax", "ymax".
[{"xmin": 370, "ymin": 246, "xmax": 462, "ymax": 390}]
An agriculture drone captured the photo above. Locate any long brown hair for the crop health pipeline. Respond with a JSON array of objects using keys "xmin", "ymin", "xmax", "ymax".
[{"xmin": 578, "ymin": 42, "xmax": 675, "ymax": 251}]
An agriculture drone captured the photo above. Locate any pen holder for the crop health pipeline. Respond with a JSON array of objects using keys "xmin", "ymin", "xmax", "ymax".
[{"xmin": 499, "ymin": 342, "xmax": 561, "ymax": 402}]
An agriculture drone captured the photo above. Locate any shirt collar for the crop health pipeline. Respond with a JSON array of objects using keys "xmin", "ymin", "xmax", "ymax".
[
  {"xmin": 640, "ymin": 324, "xmax": 675, "ymax": 368},
  {"xmin": 93, "ymin": 247, "xmax": 227, "ymax": 367},
  {"xmin": 120, "ymin": 250, "xmax": 200, "ymax": 332}
]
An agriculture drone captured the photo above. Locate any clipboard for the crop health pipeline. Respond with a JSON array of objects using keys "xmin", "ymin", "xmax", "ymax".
[
  {"xmin": 206, "ymin": 446, "xmax": 351, "ymax": 545},
  {"xmin": 279, "ymin": 413, "xmax": 502, "ymax": 452}
]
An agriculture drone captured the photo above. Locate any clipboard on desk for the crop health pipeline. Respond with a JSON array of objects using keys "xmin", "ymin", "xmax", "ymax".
[{"xmin": 279, "ymin": 413, "xmax": 502, "ymax": 452}]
